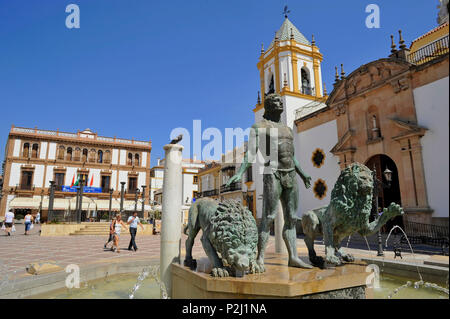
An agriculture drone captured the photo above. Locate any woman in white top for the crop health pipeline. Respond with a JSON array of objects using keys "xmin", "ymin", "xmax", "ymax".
[
  {"xmin": 24, "ymin": 212, "xmax": 33, "ymax": 235},
  {"xmin": 110, "ymin": 214, "xmax": 128, "ymax": 253},
  {"xmin": 3, "ymin": 210, "xmax": 14, "ymax": 236}
]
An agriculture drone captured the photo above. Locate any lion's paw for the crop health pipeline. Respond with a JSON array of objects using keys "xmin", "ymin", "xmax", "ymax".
[
  {"xmin": 251, "ymin": 260, "xmax": 265, "ymax": 273},
  {"xmin": 211, "ymin": 267, "xmax": 229, "ymax": 277},
  {"xmin": 384, "ymin": 203, "xmax": 404, "ymax": 217},
  {"xmin": 325, "ymin": 254, "xmax": 342, "ymax": 266},
  {"xmin": 341, "ymin": 253, "xmax": 355, "ymax": 262}
]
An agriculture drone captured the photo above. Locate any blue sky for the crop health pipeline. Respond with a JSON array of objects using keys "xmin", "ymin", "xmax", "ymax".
[{"xmin": 0, "ymin": 0, "xmax": 439, "ymax": 167}]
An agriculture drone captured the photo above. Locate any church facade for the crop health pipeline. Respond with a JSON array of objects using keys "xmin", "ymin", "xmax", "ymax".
[{"xmin": 251, "ymin": 9, "xmax": 449, "ymax": 227}]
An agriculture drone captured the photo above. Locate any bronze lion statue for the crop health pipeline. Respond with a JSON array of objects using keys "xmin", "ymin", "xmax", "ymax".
[
  {"xmin": 184, "ymin": 198, "xmax": 258, "ymax": 277},
  {"xmin": 301, "ymin": 162, "xmax": 403, "ymax": 268}
]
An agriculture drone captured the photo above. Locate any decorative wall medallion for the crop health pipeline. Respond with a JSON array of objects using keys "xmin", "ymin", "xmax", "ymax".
[
  {"xmin": 311, "ymin": 148, "xmax": 325, "ymax": 168},
  {"xmin": 313, "ymin": 179, "xmax": 327, "ymax": 200}
]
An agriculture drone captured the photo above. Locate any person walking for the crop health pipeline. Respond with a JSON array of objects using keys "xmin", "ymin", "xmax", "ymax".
[
  {"xmin": 24, "ymin": 212, "xmax": 34, "ymax": 235},
  {"xmin": 35, "ymin": 212, "xmax": 40, "ymax": 224},
  {"xmin": 111, "ymin": 213, "xmax": 128, "ymax": 253},
  {"xmin": 104, "ymin": 217, "xmax": 116, "ymax": 249},
  {"xmin": 3, "ymin": 210, "xmax": 14, "ymax": 236},
  {"xmin": 127, "ymin": 212, "xmax": 144, "ymax": 251}
]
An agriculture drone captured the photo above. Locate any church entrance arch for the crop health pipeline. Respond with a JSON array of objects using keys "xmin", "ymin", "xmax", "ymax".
[{"xmin": 365, "ymin": 154, "xmax": 403, "ymax": 231}]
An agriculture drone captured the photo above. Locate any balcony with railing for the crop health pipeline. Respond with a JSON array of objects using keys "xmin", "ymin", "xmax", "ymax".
[
  {"xmin": 200, "ymin": 189, "xmax": 219, "ymax": 197},
  {"xmin": 18, "ymin": 184, "xmax": 33, "ymax": 191},
  {"xmin": 407, "ymin": 35, "xmax": 449, "ymax": 65},
  {"xmin": 220, "ymin": 182, "xmax": 242, "ymax": 194}
]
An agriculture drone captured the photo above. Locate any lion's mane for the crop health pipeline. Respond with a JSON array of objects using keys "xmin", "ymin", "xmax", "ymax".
[
  {"xmin": 209, "ymin": 200, "xmax": 258, "ymax": 268},
  {"xmin": 330, "ymin": 162, "xmax": 374, "ymax": 227}
]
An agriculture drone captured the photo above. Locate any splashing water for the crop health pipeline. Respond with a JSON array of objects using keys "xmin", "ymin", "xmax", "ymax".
[
  {"xmin": 128, "ymin": 268, "xmax": 150, "ymax": 299},
  {"xmin": 346, "ymin": 236, "xmax": 352, "ymax": 248},
  {"xmin": 385, "ymin": 225, "xmax": 422, "ymax": 282},
  {"xmin": 128, "ymin": 265, "xmax": 169, "ymax": 299},
  {"xmin": 384, "ymin": 225, "xmax": 449, "ymax": 297},
  {"xmin": 363, "ymin": 236, "xmax": 372, "ymax": 254}
]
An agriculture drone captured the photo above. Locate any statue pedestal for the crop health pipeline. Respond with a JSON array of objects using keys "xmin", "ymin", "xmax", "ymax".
[{"xmin": 171, "ymin": 254, "xmax": 372, "ymax": 299}]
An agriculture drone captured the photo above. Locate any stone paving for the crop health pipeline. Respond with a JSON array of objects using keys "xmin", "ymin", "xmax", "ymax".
[
  {"xmin": 0, "ymin": 224, "xmax": 447, "ymax": 284},
  {"xmin": 0, "ymin": 224, "xmax": 201, "ymax": 281}
]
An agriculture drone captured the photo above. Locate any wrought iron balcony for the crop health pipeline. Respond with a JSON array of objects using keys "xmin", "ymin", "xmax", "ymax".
[
  {"xmin": 220, "ymin": 182, "xmax": 242, "ymax": 193},
  {"xmin": 201, "ymin": 189, "xmax": 219, "ymax": 197},
  {"xmin": 407, "ymin": 35, "xmax": 449, "ymax": 65},
  {"xmin": 18, "ymin": 184, "xmax": 34, "ymax": 191}
]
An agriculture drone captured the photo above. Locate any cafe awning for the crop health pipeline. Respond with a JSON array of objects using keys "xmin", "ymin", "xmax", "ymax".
[
  {"xmin": 68, "ymin": 196, "xmax": 98, "ymax": 210},
  {"xmin": 41, "ymin": 198, "xmax": 71, "ymax": 210},
  {"xmin": 9, "ymin": 196, "xmax": 42, "ymax": 209},
  {"xmin": 96, "ymin": 199, "xmax": 121, "ymax": 211},
  {"xmin": 122, "ymin": 201, "xmax": 152, "ymax": 211}
]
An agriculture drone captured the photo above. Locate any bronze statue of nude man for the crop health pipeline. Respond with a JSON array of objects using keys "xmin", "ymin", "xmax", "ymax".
[{"xmin": 226, "ymin": 93, "xmax": 312, "ymax": 272}]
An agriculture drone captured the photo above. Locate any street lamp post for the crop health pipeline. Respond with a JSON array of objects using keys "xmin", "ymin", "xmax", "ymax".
[
  {"xmin": 141, "ymin": 185, "xmax": 146, "ymax": 218},
  {"xmin": 372, "ymin": 165, "xmax": 393, "ymax": 257},
  {"xmin": 120, "ymin": 182, "xmax": 126, "ymax": 212},
  {"xmin": 48, "ymin": 181, "xmax": 55, "ymax": 223},
  {"xmin": 150, "ymin": 190, "xmax": 156, "ymax": 234},
  {"xmin": 108, "ymin": 188, "xmax": 114, "ymax": 220},
  {"xmin": 77, "ymin": 179, "xmax": 84, "ymax": 224},
  {"xmin": 75, "ymin": 183, "xmax": 80, "ymax": 223},
  {"xmin": 134, "ymin": 188, "xmax": 140, "ymax": 215}
]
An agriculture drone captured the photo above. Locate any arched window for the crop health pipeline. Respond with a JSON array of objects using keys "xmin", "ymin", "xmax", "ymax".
[
  {"xmin": 267, "ymin": 73, "xmax": 275, "ymax": 94},
  {"xmin": 98, "ymin": 150, "xmax": 103, "ymax": 163},
  {"xmin": 57, "ymin": 145, "xmax": 65, "ymax": 160},
  {"xmin": 23, "ymin": 143, "xmax": 30, "ymax": 158},
  {"xmin": 135, "ymin": 154, "xmax": 140, "ymax": 166},
  {"xmin": 66, "ymin": 147, "xmax": 73, "ymax": 161},
  {"xmin": 301, "ymin": 68, "xmax": 311, "ymax": 95},
  {"xmin": 82, "ymin": 149, "xmax": 88, "ymax": 162},
  {"xmin": 31, "ymin": 144, "xmax": 39, "ymax": 158},
  {"xmin": 127, "ymin": 153, "xmax": 133, "ymax": 166}
]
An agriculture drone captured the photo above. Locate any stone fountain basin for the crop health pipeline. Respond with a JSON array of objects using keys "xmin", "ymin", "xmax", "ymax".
[
  {"xmin": 0, "ymin": 258, "xmax": 159, "ymax": 299},
  {"xmin": 1, "ymin": 255, "xmax": 447, "ymax": 299}
]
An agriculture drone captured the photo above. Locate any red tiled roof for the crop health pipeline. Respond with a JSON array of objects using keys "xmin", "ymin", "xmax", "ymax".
[{"xmin": 411, "ymin": 22, "xmax": 449, "ymax": 47}]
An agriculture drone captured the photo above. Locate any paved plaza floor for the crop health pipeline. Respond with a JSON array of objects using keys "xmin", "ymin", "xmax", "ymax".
[{"xmin": 0, "ymin": 224, "xmax": 448, "ymax": 284}]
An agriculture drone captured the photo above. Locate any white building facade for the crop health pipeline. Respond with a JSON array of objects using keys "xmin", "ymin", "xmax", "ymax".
[
  {"xmin": 150, "ymin": 158, "xmax": 204, "ymax": 206},
  {"xmin": 0, "ymin": 126, "xmax": 152, "ymax": 220}
]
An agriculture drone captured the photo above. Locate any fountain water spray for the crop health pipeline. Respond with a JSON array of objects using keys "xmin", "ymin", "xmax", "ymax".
[
  {"xmin": 385, "ymin": 225, "xmax": 422, "ymax": 282},
  {"xmin": 384, "ymin": 225, "xmax": 449, "ymax": 297},
  {"xmin": 129, "ymin": 265, "xmax": 169, "ymax": 299},
  {"xmin": 346, "ymin": 236, "xmax": 351, "ymax": 248}
]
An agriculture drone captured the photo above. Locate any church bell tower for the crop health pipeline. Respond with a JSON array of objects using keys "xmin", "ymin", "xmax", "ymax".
[{"xmin": 253, "ymin": 14, "xmax": 327, "ymax": 128}]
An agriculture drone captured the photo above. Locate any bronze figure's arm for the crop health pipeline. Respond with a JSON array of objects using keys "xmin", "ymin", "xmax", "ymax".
[
  {"xmin": 226, "ymin": 126, "xmax": 258, "ymax": 186},
  {"xmin": 294, "ymin": 157, "xmax": 311, "ymax": 188}
]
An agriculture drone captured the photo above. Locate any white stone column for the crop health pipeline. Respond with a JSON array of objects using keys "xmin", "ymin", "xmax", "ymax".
[
  {"xmin": 274, "ymin": 200, "xmax": 287, "ymax": 254},
  {"xmin": 160, "ymin": 144, "xmax": 183, "ymax": 298}
]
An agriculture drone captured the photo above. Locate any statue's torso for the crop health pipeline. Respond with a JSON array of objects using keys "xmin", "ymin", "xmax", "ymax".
[{"xmin": 255, "ymin": 119, "xmax": 295, "ymax": 170}]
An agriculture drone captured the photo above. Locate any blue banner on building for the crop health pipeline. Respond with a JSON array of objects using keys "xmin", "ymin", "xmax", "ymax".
[{"xmin": 61, "ymin": 186, "xmax": 102, "ymax": 193}]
